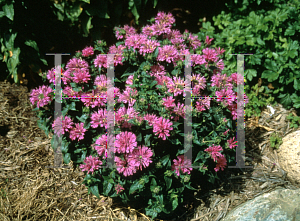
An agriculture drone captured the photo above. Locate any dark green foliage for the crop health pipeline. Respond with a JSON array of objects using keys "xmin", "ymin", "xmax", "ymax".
[
  {"xmin": 0, "ymin": 0, "xmax": 158, "ymax": 84},
  {"xmin": 197, "ymin": 0, "xmax": 300, "ymax": 117}
]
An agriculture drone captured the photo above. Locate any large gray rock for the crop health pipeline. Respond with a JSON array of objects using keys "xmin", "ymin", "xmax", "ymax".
[{"xmin": 221, "ymin": 188, "xmax": 300, "ymax": 221}]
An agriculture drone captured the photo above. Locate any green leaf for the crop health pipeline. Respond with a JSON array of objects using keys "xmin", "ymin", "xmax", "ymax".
[
  {"xmin": 246, "ymin": 69, "xmax": 257, "ymax": 81},
  {"xmin": 76, "ymin": 114, "xmax": 88, "ymax": 123},
  {"xmin": 164, "ymin": 176, "xmax": 172, "ymax": 190},
  {"xmin": 278, "ymin": 93, "xmax": 292, "ymax": 108},
  {"xmin": 63, "ymin": 153, "xmax": 71, "ymax": 164},
  {"xmin": 144, "ymin": 134, "xmax": 152, "ymax": 146},
  {"xmin": 256, "ymin": 36, "xmax": 265, "ymax": 46},
  {"xmin": 25, "ymin": 40, "xmax": 39, "ymax": 52},
  {"xmin": 131, "ymin": 5, "xmax": 139, "ymax": 25},
  {"xmin": 172, "ymin": 197, "xmax": 178, "ymax": 210},
  {"xmin": 294, "ymin": 79, "xmax": 300, "ymax": 90},
  {"xmin": 261, "ymin": 70, "xmax": 279, "ymax": 82},
  {"xmin": 80, "ymin": 0, "xmax": 90, "ymax": 4},
  {"xmin": 264, "ymin": 59, "xmax": 277, "ymax": 71},
  {"xmin": 195, "ymin": 151, "xmax": 205, "ymax": 162},
  {"xmin": 61, "ymin": 140, "xmax": 69, "ymax": 154},
  {"xmin": 153, "ymin": 47, "xmax": 159, "ymax": 58},
  {"xmin": 2, "ymin": 3, "xmax": 14, "ymax": 21},
  {"xmin": 160, "ymin": 155, "xmax": 170, "ymax": 166},
  {"xmin": 89, "ymin": 185, "xmax": 100, "ymax": 198},
  {"xmin": 136, "ymin": 132, "xmax": 142, "ymax": 142},
  {"xmin": 0, "ymin": 11, "xmax": 5, "ymax": 18},
  {"xmin": 202, "ymin": 21, "xmax": 215, "ymax": 33},
  {"xmin": 82, "ymin": 15, "xmax": 93, "ymax": 37},
  {"xmin": 285, "ymin": 26, "xmax": 295, "ymax": 36},
  {"xmin": 129, "ymin": 180, "xmax": 143, "ymax": 195},
  {"xmin": 185, "ymin": 183, "xmax": 197, "ymax": 191},
  {"xmin": 103, "ymin": 181, "xmax": 113, "ymax": 195}
]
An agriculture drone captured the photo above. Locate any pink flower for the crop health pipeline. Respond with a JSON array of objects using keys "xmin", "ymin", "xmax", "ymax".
[
  {"xmin": 155, "ymin": 75, "xmax": 172, "ymax": 87},
  {"xmin": 90, "ymin": 109, "xmax": 107, "ymax": 129},
  {"xmin": 204, "ymin": 144, "xmax": 223, "ymax": 162},
  {"xmin": 157, "ymin": 45, "xmax": 178, "ymax": 63},
  {"xmin": 214, "ymin": 155, "xmax": 227, "ymax": 172},
  {"xmin": 52, "ymin": 115, "xmax": 74, "ymax": 136},
  {"xmin": 191, "ymin": 54, "xmax": 206, "ymax": 66},
  {"xmin": 80, "ymin": 155, "xmax": 102, "ymax": 175},
  {"xmin": 108, "ymin": 44, "xmax": 126, "ymax": 66},
  {"xmin": 215, "ymin": 47, "xmax": 226, "ymax": 55},
  {"xmin": 142, "ymin": 25, "xmax": 155, "ymax": 36},
  {"xmin": 150, "ymin": 64, "xmax": 166, "ymax": 77},
  {"xmin": 202, "ymin": 48, "xmax": 219, "ymax": 63},
  {"xmin": 82, "ymin": 46, "xmax": 94, "ymax": 57},
  {"xmin": 188, "ymin": 33, "xmax": 202, "ymax": 50},
  {"xmin": 164, "ymin": 30, "xmax": 184, "ymax": 45},
  {"xmin": 62, "ymin": 86, "xmax": 79, "ymax": 98},
  {"xmin": 172, "ymin": 102, "xmax": 185, "ymax": 118},
  {"xmin": 92, "ymin": 134, "xmax": 115, "ymax": 159},
  {"xmin": 223, "ymin": 129, "xmax": 230, "ymax": 136},
  {"xmin": 118, "ymin": 86, "xmax": 138, "ymax": 107},
  {"xmin": 171, "ymin": 155, "xmax": 193, "ymax": 176},
  {"xmin": 166, "ymin": 76, "xmax": 185, "ymax": 97},
  {"xmin": 205, "ymin": 36, "xmax": 214, "ymax": 45},
  {"xmin": 115, "ymin": 131, "xmax": 137, "ymax": 154},
  {"xmin": 195, "ymin": 98, "xmax": 210, "ymax": 112},
  {"xmin": 228, "ymin": 72, "xmax": 244, "ymax": 85},
  {"xmin": 46, "ymin": 67, "xmax": 64, "ymax": 84},
  {"xmin": 115, "ymin": 183, "xmax": 125, "ymax": 194},
  {"xmin": 191, "ymin": 73, "xmax": 206, "ymax": 94},
  {"xmin": 125, "ymin": 34, "xmax": 147, "ymax": 50},
  {"xmin": 152, "ymin": 21, "xmax": 172, "ymax": 35},
  {"xmin": 69, "ymin": 122, "xmax": 87, "ymax": 141},
  {"xmin": 123, "ymin": 25, "xmax": 137, "ymax": 37},
  {"xmin": 153, "ymin": 117, "xmax": 173, "ymax": 140},
  {"xmin": 216, "ymin": 59, "xmax": 225, "ymax": 71},
  {"xmin": 30, "ymin": 85, "xmax": 53, "ymax": 108},
  {"xmin": 94, "ymin": 74, "xmax": 111, "ymax": 91},
  {"xmin": 143, "ymin": 113, "xmax": 158, "ymax": 126},
  {"xmin": 155, "ymin": 11, "xmax": 175, "ymax": 26},
  {"xmin": 94, "ymin": 54, "xmax": 108, "ymax": 69},
  {"xmin": 72, "ymin": 69, "xmax": 91, "ymax": 84},
  {"xmin": 64, "ymin": 58, "xmax": 90, "ymax": 84},
  {"xmin": 115, "ymin": 156, "xmax": 137, "ymax": 177},
  {"xmin": 227, "ymin": 137, "xmax": 238, "ymax": 149},
  {"xmin": 139, "ymin": 39, "xmax": 160, "ymax": 56},
  {"xmin": 128, "ymin": 145, "xmax": 153, "ymax": 171},
  {"xmin": 162, "ymin": 96, "xmax": 176, "ymax": 110}
]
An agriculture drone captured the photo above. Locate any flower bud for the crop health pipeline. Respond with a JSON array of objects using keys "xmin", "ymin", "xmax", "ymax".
[
  {"xmin": 156, "ymin": 162, "xmax": 162, "ymax": 168},
  {"xmin": 182, "ymin": 175, "xmax": 190, "ymax": 183},
  {"xmin": 152, "ymin": 186, "xmax": 160, "ymax": 194},
  {"xmin": 164, "ymin": 170, "xmax": 173, "ymax": 177}
]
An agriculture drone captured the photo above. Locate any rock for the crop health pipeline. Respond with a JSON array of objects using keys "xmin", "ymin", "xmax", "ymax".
[
  {"xmin": 276, "ymin": 130, "xmax": 300, "ymax": 184},
  {"xmin": 222, "ymin": 188, "xmax": 300, "ymax": 221}
]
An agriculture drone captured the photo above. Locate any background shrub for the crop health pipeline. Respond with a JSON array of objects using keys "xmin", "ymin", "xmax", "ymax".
[{"xmin": 197, "ymin": 0, "xmax": 300, "ymax": 117}]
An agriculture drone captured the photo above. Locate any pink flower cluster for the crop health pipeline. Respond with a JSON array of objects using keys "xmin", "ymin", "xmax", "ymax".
[
  {"xmin": 79, "ymin": 155, "xmax": 102, "ymax": 175},
  {"xmin": 30, "ymin": 11, "xmax": 249, "ymax": 196},
  {"xmin": 171, "ymin": 155, "xmax": 193, "ymax": 176},
  {"xmin": 205, "ymin": 144, "xmax": 227, "ymax": 172},
  {"xmin": 29, "ymin": 85, "xmax": 53, "ymax": 108}
]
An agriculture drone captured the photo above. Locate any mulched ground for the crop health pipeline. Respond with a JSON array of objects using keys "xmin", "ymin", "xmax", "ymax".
[{"xmin": 0, "ymin": 80, "xmax": 299, "ymax": 221}]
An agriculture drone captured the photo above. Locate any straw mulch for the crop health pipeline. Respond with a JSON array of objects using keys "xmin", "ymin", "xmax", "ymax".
[{"xmin": 0, "ymin": 80, "xmax": 299, "ymax": 221}]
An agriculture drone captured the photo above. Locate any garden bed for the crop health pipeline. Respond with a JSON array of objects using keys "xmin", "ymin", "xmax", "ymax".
[{"xmin": 0, "ymin": 80, "xmax": 299, "ymax": 221}]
